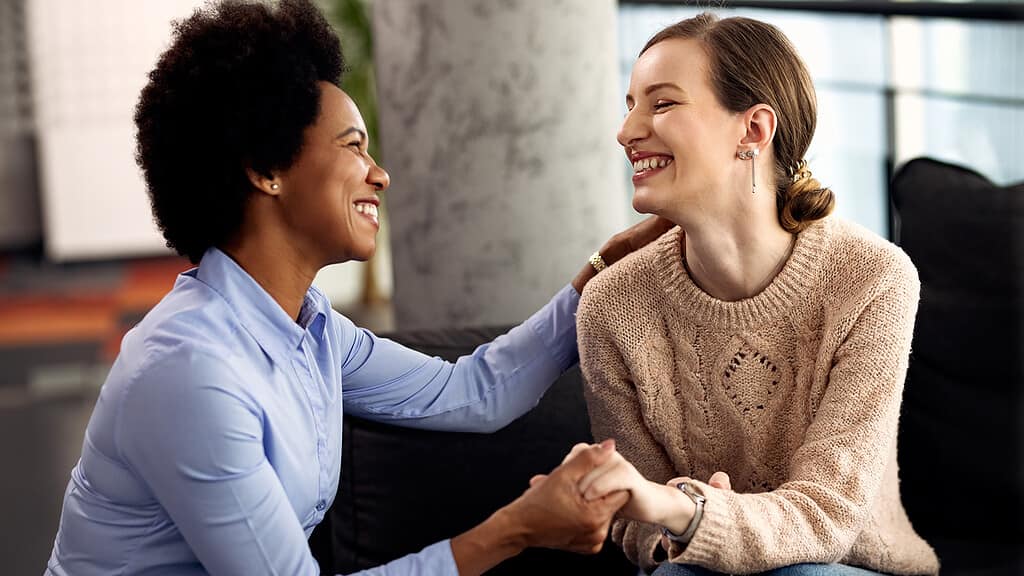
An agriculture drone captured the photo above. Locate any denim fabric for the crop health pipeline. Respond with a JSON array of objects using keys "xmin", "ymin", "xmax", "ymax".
[{"xmin": 652, "ymin": 562, "xmax": 886, "ymax": 576}]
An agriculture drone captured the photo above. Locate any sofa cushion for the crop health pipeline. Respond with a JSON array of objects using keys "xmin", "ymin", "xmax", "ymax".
[
  {"xmin": 891, "ymin": 157, "xmax": 1023, "ymax": 574},
  {"xmin": 309, "ymin": 326, "xmax": 636, "ymax": 575}
]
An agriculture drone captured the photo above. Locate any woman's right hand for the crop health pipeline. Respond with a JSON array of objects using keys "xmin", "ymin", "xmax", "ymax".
[
  {"xmin": 505, "ymin": 440, "xmax": 630, "ymax": 553},
  {"xmin": 576, "ymin": 449, "xmax": 696, "ymax": 534}
]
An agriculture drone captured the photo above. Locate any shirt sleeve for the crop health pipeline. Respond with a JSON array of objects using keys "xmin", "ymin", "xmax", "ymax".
[
  {"xmin": 345, "ymin": 540, "xmax": 457, "ymax": 575},
  {"xmin": 339, "ymin": 284, "xmax": 580, "ymax": 433},
  {"xmin": 118, "ymin": 350, "xmax": 321, "ymax": 575}
]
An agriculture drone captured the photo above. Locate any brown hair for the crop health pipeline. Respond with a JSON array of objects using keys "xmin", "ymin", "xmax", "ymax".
[{"xmin": 642, "ymin": 13, "xmax": 834, "ymax": 232}]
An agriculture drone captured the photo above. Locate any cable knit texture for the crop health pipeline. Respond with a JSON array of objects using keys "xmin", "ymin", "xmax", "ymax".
[{"xmin": 578, "ymin": 217, "xmax": 939, "ymax": 575}]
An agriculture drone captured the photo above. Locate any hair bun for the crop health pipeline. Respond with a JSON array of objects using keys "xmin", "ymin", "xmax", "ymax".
[{"xmin": 779, "ymin": 166, "xmax": 835, "ymax": 233}]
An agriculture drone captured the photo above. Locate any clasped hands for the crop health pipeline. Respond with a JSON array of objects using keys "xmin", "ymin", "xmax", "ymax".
[{"xmin": 513, "ymin": 440, "xmax": 731, "ymax": 554}]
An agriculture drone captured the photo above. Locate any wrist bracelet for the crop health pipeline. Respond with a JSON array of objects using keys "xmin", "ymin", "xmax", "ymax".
[
  {"xmin": 661, "ymin": 482, "xmax": 705, "ymax": 544},
  {"xmin": 588, "ymin": 251, "xmax": 608, "ymax": 273}
]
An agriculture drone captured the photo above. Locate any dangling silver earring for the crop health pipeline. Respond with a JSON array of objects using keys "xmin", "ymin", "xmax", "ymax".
[{"xmin": 737, "ymin": 148, "xmax": 759, "ymax": 194}]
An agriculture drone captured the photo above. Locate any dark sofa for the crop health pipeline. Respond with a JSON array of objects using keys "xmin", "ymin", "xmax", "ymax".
[
  {"xmin": 308, "ymin": 326, "xmax": 636, "ymax": 575},
  {"xmin": 309, "ymin": 158, "xmax": 1023, "ymax": 575},
  {"xmin": 892, "ymin": 158, "xmax": 1023, "ymax": 576}
]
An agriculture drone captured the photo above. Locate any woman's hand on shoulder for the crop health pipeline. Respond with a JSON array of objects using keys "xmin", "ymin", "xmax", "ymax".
[
  {"xmin": 572, "ymin": 216, "xmax": 675, "ymax": 294},
  {"xmin": 601, "ymin": 215, "xmax": 676, "ymax": 265}
]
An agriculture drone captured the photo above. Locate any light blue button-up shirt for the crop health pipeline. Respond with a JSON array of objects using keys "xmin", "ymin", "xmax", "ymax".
[{"xmin": 46, "ymin": 247, "xmax": 580, "ymax": 575}]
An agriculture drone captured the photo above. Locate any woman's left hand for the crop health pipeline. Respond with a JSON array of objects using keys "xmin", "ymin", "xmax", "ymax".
[
  {"xmin": 665, "ymin": 471, "xmax": 732, "ymax": 492},
  {"xmin": 658, "ymin": 471, "xmax": 732, "ymax": 551},
  {"xmin": 572, "ymin": 216, "xmax": 675, "ymax": 294},
  {"xmin": 575, "ymin": 450, "xmax": 695, "ymax": 532}
]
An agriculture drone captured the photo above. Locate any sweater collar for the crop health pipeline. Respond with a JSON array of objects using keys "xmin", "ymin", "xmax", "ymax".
[{"xmin": 654, "ymin": 218, "xmax": 831, "ymax": 327}]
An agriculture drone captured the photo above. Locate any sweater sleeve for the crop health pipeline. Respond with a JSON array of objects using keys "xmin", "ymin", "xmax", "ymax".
[
  {"xmin": 577, "ymin": 292, "xmax": 676, "ymax": 571},
  {"xmin": 669, "ymin": 267, "xmax": 921, "ymax": 573}
]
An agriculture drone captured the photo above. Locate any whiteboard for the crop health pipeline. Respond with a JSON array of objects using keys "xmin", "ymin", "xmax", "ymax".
[{"xmin": 27, "ymin": 0, "xmax": 204, "ymax": 260}]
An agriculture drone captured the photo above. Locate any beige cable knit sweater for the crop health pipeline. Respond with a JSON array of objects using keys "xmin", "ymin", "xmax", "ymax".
[{"xmin": 578, "ymin": 217, "xmax": 939, "ymax": 575}]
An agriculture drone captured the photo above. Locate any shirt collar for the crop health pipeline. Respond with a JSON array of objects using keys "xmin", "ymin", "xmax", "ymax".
[{"xmin": 192, "ymin": 248, "xmax": 331, "ymax": 362}]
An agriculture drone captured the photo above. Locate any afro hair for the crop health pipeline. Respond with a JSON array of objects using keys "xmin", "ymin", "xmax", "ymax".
[{"xmin": 134, "ymin": 0, "xmax": 344, "ymax": 263}]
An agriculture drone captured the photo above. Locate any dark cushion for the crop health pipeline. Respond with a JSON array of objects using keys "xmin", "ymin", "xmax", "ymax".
[
  {"xmin": 309, "ymin": 326, "xmax": 635, "ymax": 575},
  {"xmin": 892, "ymin": 158, "xmax": 1024, "ymax": 574}
]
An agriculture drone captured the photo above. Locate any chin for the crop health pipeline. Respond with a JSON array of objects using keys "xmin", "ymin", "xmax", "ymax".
[
  {"xmin": 345, "ymin": 248, "xmax": 375, "ymax": 263},
  {"xmin": 352, "ymin": 241, "xmax": 377, "ymax": 262},
  {"xmin": 631, "ymin": 190, "xmax": 659, "ymax": 215},
  {"xmin": 325, "ymin": 241, "xmax": 376, "ymax": 265}
]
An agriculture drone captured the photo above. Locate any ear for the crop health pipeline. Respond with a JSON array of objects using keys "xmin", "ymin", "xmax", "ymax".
[
  {"xmin": 245, "ymin": 166, "xmax": 282, "ymax": 196},
  {"xmin": 739, "ymin": 104, "xmax": 777, "ymax": 152}
]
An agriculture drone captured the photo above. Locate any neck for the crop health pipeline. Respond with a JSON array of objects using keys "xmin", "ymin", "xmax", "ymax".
[
  {"xmin": 221, "ymin": 210, "xmax": 320, "ymax": 322},
  {"xmin": 677, "ymin": 214, "xmax": 795, "ymax": 302}
]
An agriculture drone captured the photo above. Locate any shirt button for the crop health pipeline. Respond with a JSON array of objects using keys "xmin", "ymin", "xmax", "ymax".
[{"xmin": 316, "ymin": 500, "xmax": 326, "ymax": 511}]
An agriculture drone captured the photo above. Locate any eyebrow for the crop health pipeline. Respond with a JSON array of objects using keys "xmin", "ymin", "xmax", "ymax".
[
  {"xmin": 335, "ymin": 127, "xmax": 367, "ymax": 142},
  {"xmin": 644, "ymin": 82, "xmax": 685, "ymax": 96},
  {"xmin": 626, "ymin": 82, "xmax": 687, "ymax": 104}
]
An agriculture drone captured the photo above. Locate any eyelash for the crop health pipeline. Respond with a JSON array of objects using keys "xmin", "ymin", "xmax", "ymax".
[{"xmin": 624, "ymin": 101, "xmax": 676, "ymax": 114}]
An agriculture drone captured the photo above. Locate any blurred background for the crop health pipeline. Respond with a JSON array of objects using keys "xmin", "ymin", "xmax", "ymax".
[{"xmin": 0, "ymin": 0, "xmax": 1021, "ymax": 573}]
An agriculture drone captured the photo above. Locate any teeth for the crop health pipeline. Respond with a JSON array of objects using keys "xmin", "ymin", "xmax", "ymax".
[
  {"xmin": 355, "ymin": 202, "xmax": 378, "ymax": 219},
  {"xmin": 632, "ymin": 156, "xmax": 673, "ymax": 174}
]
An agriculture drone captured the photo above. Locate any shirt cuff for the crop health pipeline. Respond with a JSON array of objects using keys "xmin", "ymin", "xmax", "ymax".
[
  {"xmin": 523, "ymin": 284, "xmax": 580, "ymax": 370},
  {"xmin": 346, "ymin": 539, "xmax": 458, "ymax": 575},
  {"xmin": 419, "ymin": 540, "xmax": 459, "ymax": 575}
]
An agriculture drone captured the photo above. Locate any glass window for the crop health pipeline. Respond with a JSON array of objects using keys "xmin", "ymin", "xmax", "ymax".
[
  {"xmin": 890, "ymin": 17, "xmax": 1024, "ymax": 185},
  {"xmin": 618, "ymin": 5, "xmax": 890, "ymax": 236}
]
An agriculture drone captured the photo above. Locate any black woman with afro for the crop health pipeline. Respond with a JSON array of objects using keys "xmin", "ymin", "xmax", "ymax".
[{"xmin": 45, "ymin": 1, "xmax": 671, "ymax": 574}]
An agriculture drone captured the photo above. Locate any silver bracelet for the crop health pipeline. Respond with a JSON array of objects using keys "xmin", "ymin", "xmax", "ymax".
[{"xmin": 661, "ymin": 481, "xmax": 705, "ymax": 544}]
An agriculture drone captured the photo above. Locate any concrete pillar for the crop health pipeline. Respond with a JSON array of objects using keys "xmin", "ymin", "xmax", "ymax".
[{"xmin": 373, "ymin": 0, "xmax": 628, "ymax": 330}]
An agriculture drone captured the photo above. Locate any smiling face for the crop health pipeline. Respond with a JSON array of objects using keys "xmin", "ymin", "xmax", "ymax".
[
  {"xmin": 618, "ymin": 38, "xmax": 748, "ymax": 219},
  {"xmin": 275, "ymin": 82, "xmax": 389, "ymax": 266}
]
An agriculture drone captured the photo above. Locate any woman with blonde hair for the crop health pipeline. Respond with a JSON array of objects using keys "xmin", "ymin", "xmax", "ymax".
[{"xmin": 574, "ymin": 13, "xmax": 939, "ymax": 575}]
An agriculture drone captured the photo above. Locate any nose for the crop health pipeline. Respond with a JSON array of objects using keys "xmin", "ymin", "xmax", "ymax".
[
  {"xmin": 367, "ymin": 156, "xmax": 390, "ymax": 191},
  {"xmin": 617, "ymin": 107, "xmax": 647, "ymax": 152}
]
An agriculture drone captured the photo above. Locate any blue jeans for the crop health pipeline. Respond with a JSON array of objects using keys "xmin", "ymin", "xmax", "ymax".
[{"xmin": 651, "ymin": 563, "xmax": 887, "ymax": 576}]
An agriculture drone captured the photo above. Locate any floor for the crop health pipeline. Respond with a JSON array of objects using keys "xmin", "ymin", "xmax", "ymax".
[{"xmin": 0, "ymin": 251, "xmax": 391, "ymax": 575}]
